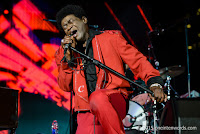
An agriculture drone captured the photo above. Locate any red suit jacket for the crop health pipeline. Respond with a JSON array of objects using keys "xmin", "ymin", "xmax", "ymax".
[{"xmin": 54, "ymin": 30, "xmax": 161, "ymax": 111}]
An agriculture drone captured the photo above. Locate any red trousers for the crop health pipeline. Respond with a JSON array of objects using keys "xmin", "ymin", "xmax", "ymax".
[{"xmin": 76, "ymin": 89, "xmax": 127, "ymax": 134}]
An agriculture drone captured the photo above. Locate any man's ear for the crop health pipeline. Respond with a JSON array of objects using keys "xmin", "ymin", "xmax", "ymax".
[{"xmin": 82, "ymin": 16, "xmax": 88, "ymax": 24}]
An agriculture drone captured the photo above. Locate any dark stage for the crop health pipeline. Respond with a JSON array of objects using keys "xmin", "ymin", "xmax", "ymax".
[{"xmin": 0, "ymin": 0, "xmax": 199, "ymax": 133}]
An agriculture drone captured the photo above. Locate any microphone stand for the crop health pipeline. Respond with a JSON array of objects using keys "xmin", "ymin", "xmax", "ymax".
[
  {"xmin": 64, "ymin": 44, "xmax": 154, "ymax": 95},
  {"xmin": 70, "ymin": 91, "xmax": 73, "ymax": 134},
  {"xmin": 147, "ymin": 31, "xmax": 159, "ymax": 134},
  {"xmin": 184, "ymin": 20, "xmax": 191, "ymax": 98}
]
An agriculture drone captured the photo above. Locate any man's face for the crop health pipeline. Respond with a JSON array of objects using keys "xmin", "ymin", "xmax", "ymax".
[{"xmin": 61, "ymin": 14, "xmax": 88, "ymax": 42}]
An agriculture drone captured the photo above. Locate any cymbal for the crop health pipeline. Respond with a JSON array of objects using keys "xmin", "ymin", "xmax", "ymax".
[{"xmin": 159, "ymin": 65, "xmax": 185, "ymax": 79}]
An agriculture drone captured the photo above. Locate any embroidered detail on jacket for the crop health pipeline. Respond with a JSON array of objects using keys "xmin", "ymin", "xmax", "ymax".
[
  {"xmin": 95, "ymin": 36, "xmax": 105, "ymax": 90},
  {"xmin": 78, "ymin": 85, "xmax": 84, "ymax": 92}
]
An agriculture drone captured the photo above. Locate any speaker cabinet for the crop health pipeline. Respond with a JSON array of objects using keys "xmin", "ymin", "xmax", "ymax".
[
  {"xmin": 159, "ymin": 98, "xmax": 200, "ymax": 134},
  {"xmin": 0, "ymin": 87, "xmax": 18, "ymax": 131}
]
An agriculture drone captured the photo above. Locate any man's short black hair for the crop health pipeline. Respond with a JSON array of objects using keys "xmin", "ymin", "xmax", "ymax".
[{"xmin": 56, "ymin": 4, "xmax": 87, "ymax": 32}]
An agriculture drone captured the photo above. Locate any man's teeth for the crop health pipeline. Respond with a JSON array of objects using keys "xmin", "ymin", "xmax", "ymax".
[
  {"xmin": 73, "ymin": 33, "xmax": 77, "ymax": 37},
  {"xmin": 71, "ymin": 30, "xmax": 77, "ymax": 35}
]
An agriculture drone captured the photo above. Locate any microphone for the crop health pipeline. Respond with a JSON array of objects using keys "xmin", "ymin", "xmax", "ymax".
[
  {"xmin": 64, "ymin": 43, "xmax": 71, "ymax": 50},
  {"xmin": 60, "ymin": 43, "xmax": 71, "ymax": 62},
  {"xmin": 60, "ymin": 32, "xmax": 74, "ymax": 62}
]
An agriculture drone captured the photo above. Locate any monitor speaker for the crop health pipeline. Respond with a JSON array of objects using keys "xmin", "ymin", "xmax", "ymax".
[
  {"xmin": 159, "ymin": 97, "xmax": 200, "ymax": 134},
  {"xmin": 0, "ymin": 87, "xmax": 18, "ymax": 131}
]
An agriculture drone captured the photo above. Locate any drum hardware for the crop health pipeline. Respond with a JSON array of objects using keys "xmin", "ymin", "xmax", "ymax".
[
  {"xmin": 159, "ymin": 65, "xmax": 185, "ymax": 80},
  {"xmin": 145, "ymin": 22, "xmax": 186, "ymax": 133},
  {"xmin": 164, "ymin": 75, "xmax": 180, "ymax": 100},
  {"xmin": 147, "ymin": 28, "xmax": 163, "ymax": 134},
  {"xmin": 124, "ymin": 33, "xmax": 186, "ymax": 133},
  {"xmin": 123, "ymin": 93, "xmax": 168, "ymax": 134},
  {"xmin": 152, "ymin": 100, "xmax": 157, "ymax": 134},
  {"xmin": 159, "ymin": 65, "xmax": 184, "ymax": 100},
  {"xmin": 165, "ymin": 76, "xmax": 171, "ymax": 100},
  {"xmin": 123, "ymin": 101, "xmax": 148, "ymax": 132},
  {"xmin": 129, "ymin": 112, "xmax": 145, "ymax": 123}
]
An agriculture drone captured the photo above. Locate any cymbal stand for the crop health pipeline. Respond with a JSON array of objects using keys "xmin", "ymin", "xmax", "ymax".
[
  {"xmin": 170, "ymin": 85, "xmax": 179, "ymax": 98},
  {"xmin": 147, "ymin": 39, "xmax": 159, "ymax": 70},
  {"xmin": 165, "ymin": 76, "xmax": 171, "ymax": 100},
  {"xmin": 153, "ymin": 100, "xmax": 157, "ymax": 134},
  {"xmin": 147, "ymin": 31, "xmax": 159, "ymax": 134},
  {"xmin": 164, "ymin": 76, "xmax": 180, "ymax": 99},
  {"xmin": 184, "ymin": 20, "xmax": 191, "ymax": 97}
]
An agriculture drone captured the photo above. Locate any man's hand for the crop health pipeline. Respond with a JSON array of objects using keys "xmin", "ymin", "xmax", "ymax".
[
  {"xmin": 149, "ymin": 84, "xmax": 167, "ymax": 103},
  {"xmin": 61, "ymin": 35, "xmax": 76, "ymax": 61}
]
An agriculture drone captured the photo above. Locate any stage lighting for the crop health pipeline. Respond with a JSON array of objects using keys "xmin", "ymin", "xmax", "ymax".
[{"xmin": 3, "ymin": 9, "xmax": 9, "ymax": 15}]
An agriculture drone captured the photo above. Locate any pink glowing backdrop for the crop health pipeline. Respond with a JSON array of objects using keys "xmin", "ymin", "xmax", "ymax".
[{"xmin": 0, "ymin": 0, "xmax": 72, "ymax": 114}]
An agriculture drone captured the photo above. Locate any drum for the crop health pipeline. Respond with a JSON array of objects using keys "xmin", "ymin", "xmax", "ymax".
[
  {"xmin": 122, "ymin": 101, "xmax": 148, "ymax": 131},
  {"xmin": 131, "ymin": 93, "xmax": 151, "ymax": 106}
]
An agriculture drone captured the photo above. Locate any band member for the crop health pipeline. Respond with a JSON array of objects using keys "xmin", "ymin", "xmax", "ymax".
[{"xmin": 55, "ymin": 4, "xmax": 167, "ymax": 134}]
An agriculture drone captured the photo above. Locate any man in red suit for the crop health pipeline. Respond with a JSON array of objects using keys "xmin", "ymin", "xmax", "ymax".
[{"xmin": 55, "ymin": 5, "xmax": 167, "ymax": 134}]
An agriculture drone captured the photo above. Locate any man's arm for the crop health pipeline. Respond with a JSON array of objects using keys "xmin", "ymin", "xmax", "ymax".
[
  {"xmin": 55, "ymin": 46, "xmax": 73, "ymax": 92},
  {"xmin": 115, "ymin": 32, "xmax": 167, "ymax": 102}
]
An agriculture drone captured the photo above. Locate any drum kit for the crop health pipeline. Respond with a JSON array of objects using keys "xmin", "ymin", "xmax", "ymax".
[{"xmin": 123, "ymin": 65, "xmax": 185, "ymax": 134}]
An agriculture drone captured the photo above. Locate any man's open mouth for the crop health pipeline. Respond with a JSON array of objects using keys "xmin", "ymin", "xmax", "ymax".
[{"xmin": 71, "ymin": 30, "xmax": 77, "ymax": 37}]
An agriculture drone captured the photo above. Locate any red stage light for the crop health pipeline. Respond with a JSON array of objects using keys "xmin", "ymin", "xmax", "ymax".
[
  {"xmin": 137, "ymin": 5, "xmax": 153, "ymax": 32},
  {"xmin": 4, "ymin": 9, "xmax": 9, "ymax": 14},
  {"xmin": 104, "ymin": 2, "xmax": 136, "ymax": 47}
]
